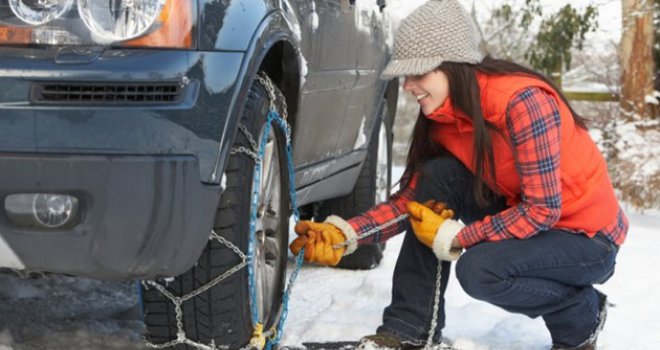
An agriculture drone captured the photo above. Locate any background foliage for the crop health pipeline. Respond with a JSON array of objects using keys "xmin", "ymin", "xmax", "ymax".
[{"xmin": 393, "ymin": 0, "xmax": 659, "ymax": 209}]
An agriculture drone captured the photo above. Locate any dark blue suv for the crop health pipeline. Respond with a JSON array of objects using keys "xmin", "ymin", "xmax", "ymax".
[{"xmin": 0, "ymin": 0, "xmax": 398, "ymax": 348}]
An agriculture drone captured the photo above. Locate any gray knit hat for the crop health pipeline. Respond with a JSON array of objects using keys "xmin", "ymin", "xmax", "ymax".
[{"xmin": 381, "ymin": 0, "xmax": 484, "ymax": 78}]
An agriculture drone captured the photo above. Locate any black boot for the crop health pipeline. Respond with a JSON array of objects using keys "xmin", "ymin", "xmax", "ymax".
[
  {"xmin": 551, "ymin": 290, "xmax": 608, "ymax": 350},
  {"xmin": 357, "ymin": 332, "xmax": 457, "ymax": 350}
]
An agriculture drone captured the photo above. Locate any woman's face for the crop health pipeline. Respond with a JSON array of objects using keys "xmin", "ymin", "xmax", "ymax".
[{"xmin": 403, "ymin": 70, "xmax": 450, "ymax": 115}]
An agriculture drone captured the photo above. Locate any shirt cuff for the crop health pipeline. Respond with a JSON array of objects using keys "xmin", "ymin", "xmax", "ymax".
[{"xmin": 456, "ymin": 224, "xmax": 483, "ymax": 248}]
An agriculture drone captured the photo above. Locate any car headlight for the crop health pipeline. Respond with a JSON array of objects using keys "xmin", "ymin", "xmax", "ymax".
[
  {"xmin": 77, "ymin": 0, "xmax": 165, "ymax": 42},
  {"xmin": 0, "ymin": 0, "xmax": 194, "ymax": 48},
  {"xmin": 9, "ymin": 0, "xmax": 74, "ymax": 26}
]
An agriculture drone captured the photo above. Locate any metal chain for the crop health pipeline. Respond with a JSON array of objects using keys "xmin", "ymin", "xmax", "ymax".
[
  {"xmin": 266, "ymin": 114, "xmax": 302, "ymax": 350},
  {"xmin": 256, "ymin": 73, "xmax": 289, "ymax": 121},
  {"xmin": 142, "ymin": 232, "xmax": 249, "ymax": 350},
  {"xmin": 426, "ymin": 261, "xmax": 444, "ymax": 349},
  {"xmin": 230, "ymin": 124, "xmax": 261, "ymax": 162},
  {"xmin": 331, "ymin": 214, "xmax": 449, "ymax": 350},
  {"xmin": 230, "ymin": 146, "xmax": 260, "ymax": 162},
  {"xmin": 239, "ymin": 124, "xmax": 260, "ymax": 152},
  {"xmin": 248, "ymin": 72, "xmax": 301, "ymax": 350},
  {"xmin": 333, "ymin": 214, "xmax": 410, "ymax": 249},
  {"xmin": 143, "ymin": 73, "xmax": 303, "ymax": 350}
]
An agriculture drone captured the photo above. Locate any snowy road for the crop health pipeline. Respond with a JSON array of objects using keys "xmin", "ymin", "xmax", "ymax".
[
  {"xmin": 0, "ymin": 275, "xmax": 145, "ymax": 350},
  {"xmin": 1, "ymin": 208, "xmax": 658, "ymax": 350}
]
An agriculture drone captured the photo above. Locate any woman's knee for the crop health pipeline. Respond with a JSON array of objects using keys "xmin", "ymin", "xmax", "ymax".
[{"xmin": 455, "ymin": 246, "xmax": 507, "ymax": 300}]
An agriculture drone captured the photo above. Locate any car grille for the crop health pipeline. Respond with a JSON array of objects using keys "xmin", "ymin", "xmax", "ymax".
[{"xmin": 30, "ymin": 82, "xmax": 183, "ymax": 106}]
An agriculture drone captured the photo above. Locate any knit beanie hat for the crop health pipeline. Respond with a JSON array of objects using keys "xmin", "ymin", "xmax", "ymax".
[{"xmin": 381, "ymin": 0, "xmax": 484, "ymax": 78}]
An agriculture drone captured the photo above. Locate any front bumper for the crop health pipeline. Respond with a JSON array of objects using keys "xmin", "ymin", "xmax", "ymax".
[
  {"xmin": 0, "ymin": 153, "xmax": 221, "ymax": 281},
  {"xmin": 0, "ymin": 47, "xmax": 245, "ymax": 184}
]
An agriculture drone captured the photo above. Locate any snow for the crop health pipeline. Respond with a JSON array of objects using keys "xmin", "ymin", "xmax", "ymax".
[
  {"xmin": 309, "ymin": 1, "xmax": 320, "ymax": 33},
  {"xmin": 0, "ymin": 168, "xmax": 658, "ymax": 349},
  {"xmin": 0, "ymin": 236, "xmax": 23, "ymax": 270},
  {"xmin": 613, "ymin": 120, "xmax": 660, "ymax": 180},
  {"xmin": 280, "ymin": 167, "xmax": 660, "ymax": 349},
  {"xmin": 563, "ymin": 82, "xmax": 617, "ymax": 94},
  {"xmin": 353, "ymin": 116, "xmax": 368, "ymax": 150},
  {"xmin": 0, "ymin": 329, "xmax": 13, "ymax": 350},
  {"xmin": 299, "ymin": 49, "xmax": 309, "ymax": 87}
]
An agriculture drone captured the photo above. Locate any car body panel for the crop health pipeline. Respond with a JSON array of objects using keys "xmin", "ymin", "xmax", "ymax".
[
  {"xmin": 0, "ymin": 48, "xmax": 244, "ymax": 183},
  {"xmin": 198, "ymin": 0, "xmax": 270, "ymax": 51},
  {"xmin": 0, "ymin": 0, "xmax": 394, "ymax": 279},
  {"xmin": 0, "ymin": 154, "xmax": 220, "ymax": 280}
]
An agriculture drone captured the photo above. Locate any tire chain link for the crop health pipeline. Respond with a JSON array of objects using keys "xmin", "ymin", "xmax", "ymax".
[
  {"xmin": 230, "ymin": 124, "xmax": 261, "ymax": 163},
  {"xmin": 142, "ymin": 73, "xmax": 296, "ymax": 350}
]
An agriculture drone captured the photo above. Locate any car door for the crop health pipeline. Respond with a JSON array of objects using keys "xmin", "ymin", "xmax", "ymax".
[
  {"xmin": 335, "ymin": 0, "xmax": 388, "ymax": 155},
  {"xmin": 293, "ymin": 0, "xmax": 358, "ymax": 167}
]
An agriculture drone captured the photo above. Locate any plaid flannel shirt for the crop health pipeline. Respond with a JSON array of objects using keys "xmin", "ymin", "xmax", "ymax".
[{"xmin": 347, "ymin": 87, "xmax": 628, "ymax": 248}]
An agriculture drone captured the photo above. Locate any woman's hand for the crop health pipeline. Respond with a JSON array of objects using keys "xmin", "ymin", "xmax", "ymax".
[
  {"xmin": 451, "ymin": 237, "xmax": 462, "ymax": 250},
  {"xmin": 407, "ymin": 200, "xmax": 465, "ymax": 261},
  {"xmin": 289, "ymin": 221, "xmax": 347, "ymax": 266}
]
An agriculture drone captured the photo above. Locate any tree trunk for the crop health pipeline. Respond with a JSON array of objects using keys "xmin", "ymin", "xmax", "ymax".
[{"xmin": 620, "ymin": 0, "xmax": 657, "ymax": 119}]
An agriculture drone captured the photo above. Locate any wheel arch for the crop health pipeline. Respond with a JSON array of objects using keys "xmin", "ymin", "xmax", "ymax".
[
  {"xmin": 213, "ymin": 9, "xmax": 302, "ymax": 183},
  {"xmin": 259, "ymin": 40, "xmax": 301, "ymax": 134}
]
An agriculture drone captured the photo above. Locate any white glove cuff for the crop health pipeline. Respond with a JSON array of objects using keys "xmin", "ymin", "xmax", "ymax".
[
  {"xmin": 432, "ymin": 219, "xmax": 465, "ymax": 261},
  {"xmin": 324, "ymin": 215, "xmax": 358, "ymax": 256}
]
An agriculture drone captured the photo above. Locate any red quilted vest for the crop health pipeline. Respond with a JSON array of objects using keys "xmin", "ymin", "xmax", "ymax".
[{"xmin": 427, "ymin": 73, "xmax": 619, "ymax": 236}]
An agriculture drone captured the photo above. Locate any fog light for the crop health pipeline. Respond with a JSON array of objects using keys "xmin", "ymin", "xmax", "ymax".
[{"xmin": 5, "ymin": 193, "xmax": 79, "ymax": 229}]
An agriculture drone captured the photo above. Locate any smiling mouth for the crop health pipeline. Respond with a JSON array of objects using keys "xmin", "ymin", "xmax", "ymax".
[{"xmin": 415, "ymin": 93, "xmax": 429, "ymax": 101}]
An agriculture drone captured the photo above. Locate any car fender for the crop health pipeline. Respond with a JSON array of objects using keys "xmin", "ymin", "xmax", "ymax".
[{"xmin": 208, "ymin": 6, "xmax": 303, "ymax": 183}]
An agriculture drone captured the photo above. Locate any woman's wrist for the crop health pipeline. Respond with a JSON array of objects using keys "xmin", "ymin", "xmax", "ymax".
[{"xmin": 451, "ymin": 236, "xmax": 462, "ymax": 249}]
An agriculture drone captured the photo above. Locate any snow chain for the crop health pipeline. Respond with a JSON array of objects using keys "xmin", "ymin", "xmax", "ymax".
[
  {"xmin": 426, "ymin": 261, "xmax": 444, "ymax": 349},
  {"xmin": 335, "ymin": 213, "xmax": 447, "ymax": 350},
  {"xmin": 141, "ymin": 72, "xmax": 448, "ymax": 350},
  {"xmin": 142, "ymin": 73, "xmax": 304, "ymax": 350}
]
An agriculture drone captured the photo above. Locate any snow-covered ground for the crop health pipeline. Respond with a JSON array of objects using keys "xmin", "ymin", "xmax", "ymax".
[
  {"xmin": 280, "ymin": 168, "xmax": 660, "ymax": 350},
  {"xmin": 281, "ymin": 212, "xmax": 660, "ymax": 349},
  {"xmin": 0, "ymin": 166, "xmax": 658, "ymax": 350}
]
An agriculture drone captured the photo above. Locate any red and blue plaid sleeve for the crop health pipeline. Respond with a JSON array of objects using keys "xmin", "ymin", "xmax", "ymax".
[
  {"xmin": 346, "ymin": 172, "xmax": 419, "ymax": 245},
  {"xmin": 457, "ymin": 87, "xmax": 563, "ymax": 247}
]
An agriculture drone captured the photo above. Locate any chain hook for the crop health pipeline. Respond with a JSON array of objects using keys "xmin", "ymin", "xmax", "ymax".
[{"xmin": 248, "ymin": 323, "xmax": 267, "ymax": 350}]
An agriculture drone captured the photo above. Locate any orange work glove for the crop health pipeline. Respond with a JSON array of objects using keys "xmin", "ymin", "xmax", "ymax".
[
  {"xmin": 407, "ymin": 200, "xmax": 465, "ymax": 261},
  {"xmin": 289, "ymin": 221, "xmax": 347, "ymax": 266}
]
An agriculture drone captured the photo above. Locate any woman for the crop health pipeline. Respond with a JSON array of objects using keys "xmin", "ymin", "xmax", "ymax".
[{"xmin": 289, "ymin": 0, "xmax": 627, "ymax": 349}]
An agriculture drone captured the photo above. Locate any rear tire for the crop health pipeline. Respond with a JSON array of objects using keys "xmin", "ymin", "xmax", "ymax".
[
  {"xmin": 316, "ymin": 102, "xmax": 393, "ymax": 270},
  {"xmin": 141, "ymin": 73, "xmax": 290, "ymax": 349}
]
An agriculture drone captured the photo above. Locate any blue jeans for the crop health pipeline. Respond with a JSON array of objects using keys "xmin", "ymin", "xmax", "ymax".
[{"xmin": 377, "ymin": 156, "xmax": 618, "ymax": 347}]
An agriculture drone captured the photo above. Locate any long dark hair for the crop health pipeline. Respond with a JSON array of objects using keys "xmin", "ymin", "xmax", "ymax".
[{"xmin": 402, "ymin": 56, "xmax": 587, "ymax": 206}]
